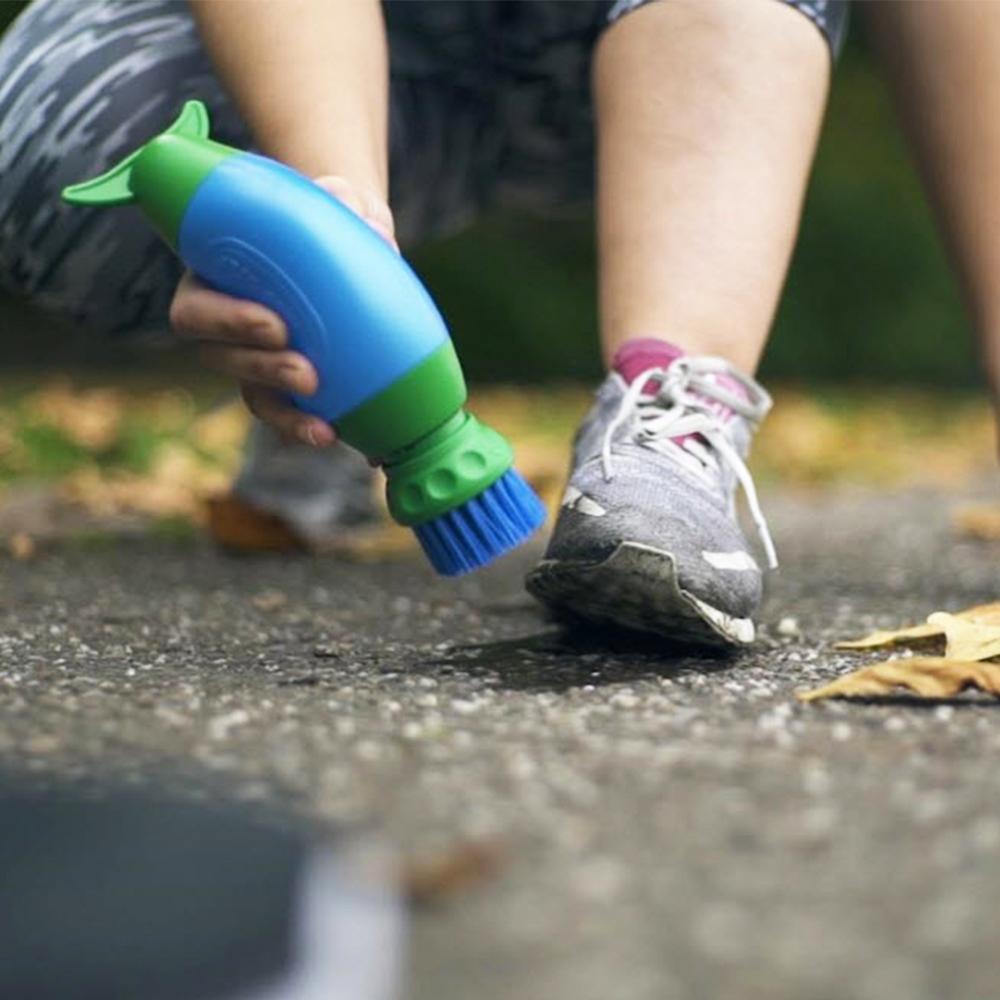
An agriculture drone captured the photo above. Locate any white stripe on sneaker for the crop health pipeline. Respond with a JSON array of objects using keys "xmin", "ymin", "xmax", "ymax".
[
  {"xmin": 561, "ymin": 486, "xmax": 607, "ymax": 517},
  {"xmin": 701, "ymin": 550, "xmax": 759, "ymax": 572},
  {"xmin": 685, "ymin": 593, "xmax": 756, "ymax": 644}
]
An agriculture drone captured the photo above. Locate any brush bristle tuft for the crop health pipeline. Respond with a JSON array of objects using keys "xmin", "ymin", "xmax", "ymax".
[{"xmin": 413, "ymin": 469, "xmax": 546, "ymax": 576}]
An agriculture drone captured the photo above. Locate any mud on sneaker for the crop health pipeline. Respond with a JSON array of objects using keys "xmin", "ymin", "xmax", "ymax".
[{"xmin": 526, "ymin": 339, "xmax": 777, "ymax": 647}]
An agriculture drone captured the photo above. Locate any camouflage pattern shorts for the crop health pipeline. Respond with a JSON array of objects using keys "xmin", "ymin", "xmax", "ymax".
[{"xmin": 0, "ymin": 0, "xmax": 848, "ymax": 337}]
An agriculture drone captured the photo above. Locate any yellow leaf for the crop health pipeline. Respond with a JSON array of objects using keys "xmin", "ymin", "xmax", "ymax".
[
  {"xmin": 834, "ymin": 621, "xmax": 942, "ymax": 650},
  {"xmin": 402, "ymin": 838, "xmax": 507, "ymax": 906},
  {"xmin": 928, "ymin": 612, "xmax": 1000, "ymax": 662},
  {"xmin": 798, "ymin": 657, "xmax": 1000, "ymax": 702},
  {"xmin": 835, "ymin": 601, "xmax": 1000, "ymax": 652},
  {"xmin": 8, "ymin": 532, "xmax": 35, "ymax": 560},
  {"xmin": 959, "ymin": 601, "xmax": 1000, "ymax": 625},
  {"xmin": 189, "ymin": 401, "xmax": 249, "ymax": 456},
  {"xmin": 29, "ymin": 379, "xmax": 124, "ymax": 451},
  {"xmin": 953, "ymin": 503, "xmax": 1000, "ymax": 541},
  {"xmin": 205, "ymin": 495, "xmax": 306, "ymax": 552}
]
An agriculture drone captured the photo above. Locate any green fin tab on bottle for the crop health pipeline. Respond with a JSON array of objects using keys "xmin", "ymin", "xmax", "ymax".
[
  {"xmin": 61, "ymin": 100, "xmax": 233, "ymax": 246},
  {"xmin": 62, "ymin": 101, "xmax": 210, "ymax": 207},
  {"xmin": 60, "ymin": 144, "xmax": 144, "ymax": 206}
]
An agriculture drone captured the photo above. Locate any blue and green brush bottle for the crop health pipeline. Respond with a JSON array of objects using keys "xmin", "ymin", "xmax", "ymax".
[{"xmin": 62, "ymin": 101, "xmax": 546, "ymax": 575}]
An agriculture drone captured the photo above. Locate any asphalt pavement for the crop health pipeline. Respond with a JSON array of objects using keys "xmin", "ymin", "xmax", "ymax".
[{"xmin": 1, "ymin": 482, "xmax": 998, "ymax": 1000}]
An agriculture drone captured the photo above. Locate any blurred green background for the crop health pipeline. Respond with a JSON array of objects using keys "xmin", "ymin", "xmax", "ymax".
[{"xmin": 0, "ymin": 1, "xmax": 981, "ymax": 387}]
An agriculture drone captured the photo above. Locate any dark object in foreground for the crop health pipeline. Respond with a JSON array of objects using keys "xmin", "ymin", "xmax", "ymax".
[{"xmin": 0, "ymin": 782, "xmax": 402, "ymax": 1000}]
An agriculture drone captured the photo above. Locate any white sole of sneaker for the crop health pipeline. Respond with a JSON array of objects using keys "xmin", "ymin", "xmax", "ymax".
[{"xmin": 525, "ymin": 541, "xmax": 755, "ymax": 647}]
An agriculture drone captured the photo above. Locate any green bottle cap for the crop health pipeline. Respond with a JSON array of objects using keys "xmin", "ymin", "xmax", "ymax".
[
  {"xmin": 384, "ymin": 411, "xmax": 514, "ymax": 526},
  {"xmin": 61, "ymin": 101, "xmax": 236, "ymax": 247}
]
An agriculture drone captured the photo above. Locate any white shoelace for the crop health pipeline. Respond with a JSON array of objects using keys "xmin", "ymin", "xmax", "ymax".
[{"xmin": 600, "ymin": 357, "xmax": 778, "ymax": 569}]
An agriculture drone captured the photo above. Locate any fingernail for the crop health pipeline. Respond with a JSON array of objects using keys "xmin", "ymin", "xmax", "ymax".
[
  {"xmin": 280, "ymin": 360, "xmax": 307, "ymax": 388},
  {"xmin": 300, "ymin": 421, "xmax": 333, "ymax": 447}
]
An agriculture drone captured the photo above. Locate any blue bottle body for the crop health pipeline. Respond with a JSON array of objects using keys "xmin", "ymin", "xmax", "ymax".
[{"xmin": 178, "ymin": 153, "xmax": 450, "ymax": 422}]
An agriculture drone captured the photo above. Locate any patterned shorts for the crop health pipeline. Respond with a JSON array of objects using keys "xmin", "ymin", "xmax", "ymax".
[{"xmin": 0, "ymin": 0, "xmax": 848, "ymax": 337}]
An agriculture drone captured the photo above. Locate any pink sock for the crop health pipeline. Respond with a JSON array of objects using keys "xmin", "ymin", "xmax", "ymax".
[
  {"xmin": 612, "ymin": 338, "xmax": 685, "ymax": 387},
  {"xmin": 611, "ymin": 337, "xmax": 747, "ymax": 436}
]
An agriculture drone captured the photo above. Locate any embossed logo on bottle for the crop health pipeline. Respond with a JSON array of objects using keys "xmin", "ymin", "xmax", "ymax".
[{"xmin": 206, "ymin": 237, "xmax": 326, "ymax": 347}]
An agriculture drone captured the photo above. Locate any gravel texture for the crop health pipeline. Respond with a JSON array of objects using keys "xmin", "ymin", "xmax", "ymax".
[{"xmin": 1, "ymin": 483, "xmax": 998, "ymax": 1000}]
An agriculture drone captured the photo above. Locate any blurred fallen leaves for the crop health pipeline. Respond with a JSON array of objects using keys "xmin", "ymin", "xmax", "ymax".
[
  {"xmin": 30, "ymin": 380, "xmax": 124, "ymax": 451},
  {"xmin": 401, "ymin": 838, "xmax": 507, "ymax": 906},
  {"xmin": 798, "ymin": 657, "xmax": 1000, "ymax": 702},
  {"xmin": 800, "ymin": 600, "xmax": 1000, "ymax": 702},
  {"xmin": 0, "ymin": 382, "xmax": 243, "ymax": 548},
  {"xmin": 206, "ymin": 493, "xmax": 421, "ymax": 560},
  {"xmin": 206, "ymin": 495, "xmax": 306, "ymax": 552},
  {"xmin": 62, "ymin": 443, "xmax": 230, "ymax": 522},
  {"xmin": 753, "ymin": 390, "xmax": 994, "ymax": 488},
  {"xmin": 0, "ymin": 376, "xmax": 994, "ymax": 553},
  {"xmin": 953, "ymin": 502, "xmax": 1000, "ymax": 541},
  {"xmin": 8, "ymin": 532, "xmax": 35, "ymax": 560},
  {"xmin": 250, "ymin": 590, "xmax": 288, "ymax": 612}
]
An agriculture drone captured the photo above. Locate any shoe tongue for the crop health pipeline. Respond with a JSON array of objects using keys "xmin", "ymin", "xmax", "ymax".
[{"xmin": 611, "ymin": 337, "xmax": 747, "ymax": 444}]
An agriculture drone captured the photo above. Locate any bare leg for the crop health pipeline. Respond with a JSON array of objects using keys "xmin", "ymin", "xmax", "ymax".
[
  {"xmin": 594, "ymin": 0, "xmax": 830, "ymax": 373},
  {"xmin": 865, "ymin": 1, "xmax": 1000, "ymax": 413}
]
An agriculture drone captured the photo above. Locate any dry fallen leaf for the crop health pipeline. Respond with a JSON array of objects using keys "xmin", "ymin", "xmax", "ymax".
[
  {"xmin": 251, "ymin": 590, "xmax": 288, "ymax": 612},
  {"xmin": 929, "ymin": 612, "xmax": 1000, "ymax": 662},
  {"xmin": 205, "ymin": 495, "xmax": 306, "ymax": 552},
  {"xmin": 188, "ymin": 400, "xmax": 249, "ymax": 456},
  {"xmin": 8, "ymin": 532, "xmax": 35, "ymax": 560},
  {"xmin": 753, "ymin": 390, "xmax": 994, "ymax": 488},
  {"xmin": 834, "ymin": 621, "xmax": 942, "ymax": 651},
  {"xmin": 401, "ymin": 839, "xmax": 507, "ymax": 906},
  {"xmin": 798, "ymin": 657, "xmax": 1000, "ymax": 702},
  {"xmin": 60, "ymin": 443, "xmax": 230, "ymax": 523},
  {"xmin": 960, "ymin": 602, "xmax": 1000, "ymax": 626},
  {"xmin": 953, "ymin": 503, "xmax": 1000, "ymax": 541},
  {"xmin": 29, "ymin": 379, "xmax": 124, "ymax": 451},
  {"xmin": 835, "ymin": 601, "xmax": 1000, "ymax": 657}
]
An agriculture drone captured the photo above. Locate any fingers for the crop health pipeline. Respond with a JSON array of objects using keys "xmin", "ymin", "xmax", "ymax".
[
  {"xmin": 170, "ymin": 271, "xmax": 288, "ymax": 348},
  {"xmin": 198, "ymin": 342, "xmax": 319, "ymax": 396},
  {"xmin": 314, "ymin": 175, "xmax": 399, "ymax": 251},
  {"xmin": 242, "ymin": 385, "xmax": 336, "ymax": 448},
  {"xmin": 314, "ymin": 175, "xmax": 366, "ymax": 217},
  {"xmin": 170, "ymin": 173, "xmax": 397, "ymax": 448}
]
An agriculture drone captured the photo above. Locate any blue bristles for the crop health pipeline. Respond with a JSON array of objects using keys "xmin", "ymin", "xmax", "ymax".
[{"xmin": 413, "ymin": 468, "xmax": 547, "ymax": 576}]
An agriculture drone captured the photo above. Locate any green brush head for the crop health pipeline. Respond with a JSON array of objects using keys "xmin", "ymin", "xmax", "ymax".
[
  {"xmin": 328, "ymin": 341, "xmax": 515, "ymax": 528},
  {"xmin": 383, "ymin": 411, "xmax": 514, "ymax": 527}
]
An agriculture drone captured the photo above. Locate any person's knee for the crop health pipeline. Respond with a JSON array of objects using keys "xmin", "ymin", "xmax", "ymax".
[
  {"xmin": 604, "ymin": 0, "xmax": 843, "ymax": 59},
  {"xmin": 0, "ymin": 0, "xmax": 237, "ymax": 329}
]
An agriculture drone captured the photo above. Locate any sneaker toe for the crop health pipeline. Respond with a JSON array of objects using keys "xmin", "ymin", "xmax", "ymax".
[{"xmin": 542, "ymin": 457, "xmax": 763, "ymax": 620}]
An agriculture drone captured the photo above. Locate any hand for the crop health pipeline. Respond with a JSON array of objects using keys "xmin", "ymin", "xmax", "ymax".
[{"xmin": 169, "ymin": 176, "xmax": 398, "ymax": 446}]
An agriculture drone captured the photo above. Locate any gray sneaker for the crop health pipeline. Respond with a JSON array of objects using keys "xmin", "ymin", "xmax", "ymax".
[
  {"xmin": 231, "ymin": 421, "xmax": 378, "ymax": 545},
  {"xmin": 526, "ymin": 346, "xmax": 776, "ymax": 646}
]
